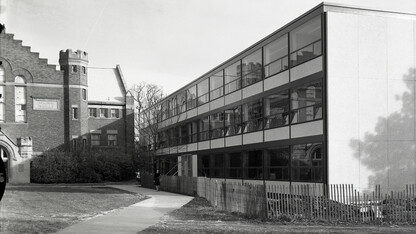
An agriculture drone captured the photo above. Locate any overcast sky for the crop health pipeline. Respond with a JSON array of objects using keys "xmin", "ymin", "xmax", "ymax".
[{"xmin": 3, "ymin": 0, "xmax": 416, "ymax": 95}]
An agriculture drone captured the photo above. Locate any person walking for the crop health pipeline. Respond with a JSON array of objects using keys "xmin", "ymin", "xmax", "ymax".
[{"xmin": 154, "ymin": 169, "xmax": 160, "ymax": 191}]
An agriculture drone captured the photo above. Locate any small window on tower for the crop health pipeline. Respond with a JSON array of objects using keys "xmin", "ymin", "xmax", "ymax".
[
  {"xmin": 72, "ymin": 107, "xmax": 78, "ymax": 120},
  {"xmin": 72, "ymin": 65, "xmax": 77, "ymax": 73},
  {"xmin": 82, "ymin": 66, "xmax": 86, "ymax": 74},
  {"xmin": 82, "ymin": 89, "xmax": 87, "ymax": 100}
]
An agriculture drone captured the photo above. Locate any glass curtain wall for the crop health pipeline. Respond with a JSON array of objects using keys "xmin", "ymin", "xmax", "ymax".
[
  {"xmin": 186, "ymin": 85, "xmax": 197, "ymax": 110},
  {"xmin": 290, "ymin": 16, "xmax": 321, "ymax": 66},
  {"xmin": 199, "ymin": 116, "xmax": 210, "ymax": 141},
  {"xmin": 242, "ymin": 99, "xmax": 263, "ymax": 133},
  {"xmin": 264, "ymin": 90, "xmax": 290, "ymax": 129},
  {"xmin": 242, "ymin": 50, "xmax": 262, "ymax": 87},
  {"xmin": 291, "ymin": 79, "xmax": 322, "ymax": 124},
  {"xmin": 197, "ymin": 78, "xmax": 209, "ymax": 106},
  {"xmin": 210, "ymin": 111, "xmax": 225, "ymax": 139},
  {"xmin": 224, "ymin": 61, "xmax": 241, "ymax": 94},
  {"xmin": 264, "ymin": 34, "xmax": 288, "ymax": 77},
  {"xmin": 210, "ymin": 70, "xmax": 224, "ymax": 100},
  {"xmin": 224, "ymin": 105, "xmax": 242, "ymax": 136}
]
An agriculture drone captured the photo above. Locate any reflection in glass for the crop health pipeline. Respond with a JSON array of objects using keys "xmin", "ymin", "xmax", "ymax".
[
  {"xmin": 186, "ymin": 85, "xmax": 197, "ymax": 110},
  {"xmin": 291, "ymin": 79, "xmax": 322, "ymax": 124},
  {"xmin": 210, "ymin": 70, "xmax": 224, "ymax": 100},
  {"xmin": 242, "ymin": 50, "xmax": 262, "ymax": 87},
  {"xmin": 210, "ymin": 111, "xmax": 224, "ymax": 139},
  {"xmin": 224, "ymin": 105, "xmax": 242, "ymax": 136},
  {"xmin": 242, "ymin": 99, "xmax": 263, "ymax": 133},
  {"xmin": 290, "ymin": 16, "xmax": 321, "ymax": 66},
  {"xmin": 199, "ymin": 116, "xmax": 210, "ymax": 141},
  {"xmin": 226, "ymin": 152, "xmax": 242, "ymax": 178},
  {"xmin": 197, "ymin": 78, "xmax": 209, "ymax": 105},
  {"xmin": 291, "ymin": 143, "xmax": 323, "ymax": 182},
  {"xmin": 245, "ymin": 150, "xmax": 263, "ymax": 179},
  {"xmin": 224, "ymin": 61, "xmax": 241, "ymax": 94},
  {"xmin": 264, "ymin": 34, "xmax": 288, "ymax": 77},
  {"xmin": 265, "ymin": 147, "xmax": 290, "ymax": 180},
  {"xmin": 264, "ymin": 90, "xmax": 289, "ymax": 129}
]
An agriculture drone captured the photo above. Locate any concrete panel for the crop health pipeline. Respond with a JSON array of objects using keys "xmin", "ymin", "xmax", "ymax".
[
  {"xmin": 225, "ymin": 179, "xmax": 243, "ymax": 184},
  {"xmin": 198, "ymin": 103, "xmax": 209, "ymax": 115},
  {"xmin": 187, "ymin": 108, "xmax": 197, "ymax": 119},
  {"xmin": 225, "ymin": 135, "xmax": 242, "ymax": 147},
  {"xmin": 264, "ymin": 126, "xmax": 289, "ymax": 142},
  {"xmin": 178, "ymin": 112, "xmax": 187, "ymax": 122},
  {"xmin": 359, "ymin": 79, "xmax": 388, "ymax": 140},
  {"xmin": 327, "ymin": 140, "xmax": 360, "ymax": 186},
  {"xmin": 242, "ymin": 180, "xmax": 264, "ymax": 185},
  {"xmin": 210, "ymin": 138, "xmax": 224, "ymax": 149},
  {"xmin": 242, "ymin": 82, "xmax": 263, "ymax": 99},
  {"xmin": 198, "ymin": 141, "xmax": 210, "ymax": 150},
  {"xmin": 225, "ymin": 90, "xmax": 242, "ymax": 105},
  {"xmin": 264, "ymin": 70, "xmax": 289, "ymax": 91},
  {"xmin": 290, "ymin": 56, "xmax": 322, "ymax": 82},
  {"xmin": 264, "ymin": 180, "xmax": 290, "ymax": 187},
  {"xmin": 169, "ymin": 147, "xmax": 178, "ymax": 154},
  {"xmin": 243, "ymin": 131, "xmax": 263, "ymax": 145},
  {"xmin": 327, "ymin": 12, "xmax": 358, "ymax": 79},
  {"xmin": 187, "ymin": 143, "xmax": 197, "ymax": 152},
  {"xmin": 388, "ymin": 80, "xmax": 414, "ymax": 141},
  {"xmin": 177, "ymin": 144, "xmax": 187, "ymax": 153},
  {"xmin": 290, "ymin": 120, "xmax": 323, "ymax": 138},
  {"xmin": 210, "ymin": 96, "xmax": 225, "ymax": 111},
  {"xmin": 358, "ymin": 15, "xmax": 387, "ymax": 80},
  {"xmin": 387, "ymin": 18, "xmax": 415, "ymax": 80}
]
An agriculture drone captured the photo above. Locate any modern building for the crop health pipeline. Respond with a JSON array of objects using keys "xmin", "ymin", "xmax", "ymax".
[
  {"xmin": 0, "ymin": 29, "xmax": 135, "ymax": 183},
  {"xmin": 139, "ymin": 3, "xmax": 416, "ymax": 192}
]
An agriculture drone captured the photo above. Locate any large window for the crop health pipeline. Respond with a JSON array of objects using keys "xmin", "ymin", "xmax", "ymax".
[
  {"xmin": 265, "ymin": 147, "xmax": 290, "ymax": 180},
  {"xmin": 197, "ymin": 78, "xmax": 209, "ymax": 106},
  {"xmin": 210, "ymin": 111, "xmax": 224, "ymax": 139},
  {"xmin": 224, "ymin": 61, "xmax": 241, "ymax": 94},
  {"xmin": 179, "ymin": 124, "xmax": 188, "ymax": 145},
  {"xmin": 100, "ymin": 108, "xmax": 108, "ymax": 118},
  {"xmin": 186, "ymin": 85, "xmax": 197, "ymax": 110},
  {"xmin": 108, "ymin": 134, "xmax": 117, "ymax": 146},
  {"xmin": 188, "ymin": 120, "xmax": 198, "ymax": 143},
  {"xmin": 199, "ymin": 116, "xmax": 210, "ymax": 141},
  {"xmin": 226, "ymin": 152, "xmax": 243, "ymax": 178},
  {"xmin": 242, "ymin": 98, "xmax": 263, "ymax": 133},
  {"xmin": 161, "ymin": 101, "xmax": 169, "ymax": 120},
  {"xmin": 169, "ymin": 97, "xmax": 177, "ymax": 117},
  {"xmin": 110, "ymin": 109, "xmax": 120, "ymax": 118},
  {"xmin": 15, "ymin": 76, "xmax": 26, "ymax": 122},
  {"xmin": 198, "ymin": 155, "xmax": 211, "ymax": 177},
  {"xmin": 224, "ymin": 106, "xmax": 242, "ymax": 136},
  {"xmin": 264, "ymin": 34, "xmax": 288, "ymax": 77},
  {"xmin": 210, "ymin": 71, "xmax": 224, "ymax": 100},
  {"xmin": 245, "ymin": 150, "xmax": 263, "ymax": 179},
  {"xmin": 177, "ymin": 91, "xmax": 187, "ymax": 114},
  {"xmin": 242, "ymin": 50, "xmax": 262, "ymax": 87},
  {"xmin": 291, "ymin": 79, "xmax": 322, "ymax": 124},
  {"xmin": 291, "ymin": 143, "xmax": 323, "ymax": 182},
  {"xmin": 264, "ymin": 90, "xmax": 289, "ymax": 129},
  {"xmin": 89, "ymin": 108, "xmax": 97, "ymax": 117},
  {"xmin": 290, "ymin": 16, "xmax": 322, "ymax": 66},
  {"xmin": 212, "ymin": 154, "xmax": 225, "ymax": 178}
]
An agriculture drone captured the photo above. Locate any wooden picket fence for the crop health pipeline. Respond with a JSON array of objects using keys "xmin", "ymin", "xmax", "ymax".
[
  {"xmin": 140, "ymin": 174, "xmax": 416, "ymax": 223},
  {"xmin": 267, "ymin": 184, "xmax": 416, "ymax": 223}
]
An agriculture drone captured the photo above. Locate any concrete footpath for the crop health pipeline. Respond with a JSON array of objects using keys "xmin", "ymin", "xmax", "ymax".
[{"xmin": 57, "ymin": 185, "xmax": 193, "ymax": 234}]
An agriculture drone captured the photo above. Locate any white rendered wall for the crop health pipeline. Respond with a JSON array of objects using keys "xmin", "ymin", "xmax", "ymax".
[{"xmin": 327, "ymin": 11, "xmax": 416, "ymax": 192}]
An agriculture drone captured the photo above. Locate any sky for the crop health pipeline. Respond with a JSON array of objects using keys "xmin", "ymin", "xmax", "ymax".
[{"xmin": 2, "ymin": 0, "xmax": 416, "ymax": 95}]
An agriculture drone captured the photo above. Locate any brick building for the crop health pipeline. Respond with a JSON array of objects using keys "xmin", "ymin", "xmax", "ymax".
[{"xmin": 0, "ymin": 28, "xmax": 135, "ymax": 183}]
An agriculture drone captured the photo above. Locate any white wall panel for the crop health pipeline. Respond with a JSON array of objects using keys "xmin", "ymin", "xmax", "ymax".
[
  {"xmin": 187, "ymin": 143, "xmax": 197, "ymax": 152},
  {"xmin": 198, "ymin": 103, "xmax": 209, "ymax": 115},
  {"xmin": 225, "ymin": 90, "xmax": 241, "ymax": 105},
  {"xmin": 210, "ymin": 138, "xmax": 224, "ymax": 149},
  {"xmin": 198, "ymin": 141, "xmax": 210, "ymax": 150},
  {"xmin": 264, "ymin": 127, "xmax": 289, "ymax": 142},
  {"xmin": 264, "ymin": 70, "xmax": 289, "ymax": 91},
  {"xmin": 242, "ymin": 82, "xmax": 263, "ymax": 99},
  {"xmin": 243, "ymin": 131, "xmax": 263, "ymax": 145},
  {"xmin": 225, "ymin": 135, "xmax": 242, "ymax": 147},
  {"xmin": 291, "ymin": 120, "xmax": 323, "ymax": 138},
  {"xmin": 290, "ymin": 56, "xmax": 322, "ymax": 82},
  {"xmin": 388, "ymin": 80, "xmax": 414, "ymax": 141},
  {"xmin": 210, "ymin": 97, "xmax": 224, "ymax": 111}
]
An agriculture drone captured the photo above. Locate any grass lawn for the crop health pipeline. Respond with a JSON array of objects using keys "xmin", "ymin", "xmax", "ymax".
[
  {"xmin": 0, "ymin": 184, "xmax": 145, "ymax": 233},
  {"xmin": 142, "ymin": 197, "xmax": 416, "ymax": 234}
]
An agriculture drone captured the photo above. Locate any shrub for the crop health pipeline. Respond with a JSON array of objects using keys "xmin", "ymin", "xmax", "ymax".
[{"xmin": 31, "ymin": 149, "xmax": 136, "ymax": 183}]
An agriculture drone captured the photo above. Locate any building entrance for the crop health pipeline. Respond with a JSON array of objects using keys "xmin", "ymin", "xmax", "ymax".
[{"xmin": 0, "ymin": 147, "xmax": 9, "ymax": 183}]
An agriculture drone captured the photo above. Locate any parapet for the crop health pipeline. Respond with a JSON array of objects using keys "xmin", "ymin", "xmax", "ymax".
[{"xmin": 59, "ymin": 49, "xmax": 88, "ymax": 62}]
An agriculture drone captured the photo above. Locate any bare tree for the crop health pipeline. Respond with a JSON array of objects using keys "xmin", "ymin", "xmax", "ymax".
[{"xmin": 130, "ymin": 82, "xmax": 165, "ymax": 172}]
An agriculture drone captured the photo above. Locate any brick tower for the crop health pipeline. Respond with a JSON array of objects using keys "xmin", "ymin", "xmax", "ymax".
[{"xmin": 59, "ymin": 50, "xmax": 89, "ymax": 151}]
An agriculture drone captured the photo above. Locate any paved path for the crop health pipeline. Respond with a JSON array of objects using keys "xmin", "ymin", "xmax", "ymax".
[{"xmin": 57, "ymin": 185, "xmax": 193, "ymax": 234}]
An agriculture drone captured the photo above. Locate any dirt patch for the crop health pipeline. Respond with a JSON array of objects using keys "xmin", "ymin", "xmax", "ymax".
[{"xmin": 142, "ymin": 197, "xmax": 416, "ymax": 233}]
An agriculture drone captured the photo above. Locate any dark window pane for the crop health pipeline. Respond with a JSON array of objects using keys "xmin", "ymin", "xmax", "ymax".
[
  {"xmin": 265, "ymin": 147, "xmax": 290, "ymax": 180},
  {"xmin": 291, "ymin": 80, "xmax": 322, "ymax": 124},
  {"xmin": 291, "ymin": 143, "xmax": 323, "ymax": 182},
  {"xmin": 245, "ymin": 150, "xmax": 263, "ymax": 179}
]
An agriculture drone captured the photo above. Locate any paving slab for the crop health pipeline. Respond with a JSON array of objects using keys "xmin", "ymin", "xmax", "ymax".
[{"xmin": 57, "ymin": 185, "xmax": 193, "ymax": 234}]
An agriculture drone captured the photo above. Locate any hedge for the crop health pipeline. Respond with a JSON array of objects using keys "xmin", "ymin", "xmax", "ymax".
[{"xmin": 30, "ymin": 149, "xmax": 136, "ymax": 183}]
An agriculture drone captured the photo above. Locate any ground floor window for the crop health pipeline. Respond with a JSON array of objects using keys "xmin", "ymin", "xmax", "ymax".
[{"xmin": 196, "ymin": 142, "xmax": 323, "ymax": 183}]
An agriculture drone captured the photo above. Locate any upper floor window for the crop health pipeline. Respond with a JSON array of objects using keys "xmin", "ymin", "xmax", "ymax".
[
  {"xmin": 72, "ymin": 107, "xmax": 79, "ymax": 120},
  {"xmin": 242, "ymin": 49, "xmax": 262, "ymax": 87},
  {"xmin": 108, "ymin": 134, "xmax": 117, "ymax": 146},
  {"xmin": 224, "ymin": 61, "xmax": 241, "ymax": 95},
  {"xmin": 290, "ymin": 16, "xmax": 322, "ymax": 66},
  {"xmin": 210, "ymin": 71, "xmax": 224, "ymax": 101},
  {"xmin": 110, "ymin": 109, "xmax": 120, "ymax": 118},
  {"xmin": 242, "ymin": 98, "xmax": 263, "ymax": 133},
  {"xmin": 224, "ymin": 105, "xmax": 242, "ymax": 137},
  {"xmin": 177, "ymin": 91, "xmax": 187, "ymax": 114},
  {"xmin": 72, "ymin": 65, "xmax": 78, "ymax": 73},
  {"xmin": 0, "ymin": 65, "xmax": 4, "ymax": 82},
  {"xmin": 91, "ymin": 134, "xmax": 101, "ymax": 146},
  {"xmin": 197, "ymin": 78, "xmax": 209, "ymax": 105},
  {"xmin": 82, "ymin": 66, "xmax": 86, "ymax": 74},
  {"xmin": 169, "ymin": 97, "xmax": 177, "ymax": 117},
  {"xmin": 89, "ymin": 108, "xmax": 97, "ymax": 117},
  {"xmin": 210, "ymin": 111, "xmax": 225, "ymax": 139},
  {"xmin": 264, "ymin": 34, "xmax": 289, "ymax": 77},
  {"xmin": 82, "ymin": 89, "xmax": 87, "ymax": 100},
  {"xmin": 161, "ymin": 101, "xmax": 169, "ymax": 120},
  {"xmin": 100, "ymin": 108, "xmax": 108, "ymax": 118},
  {"xmin": 264, "ymin": 90, "xmax": 289, "ymax": 129},
  {"xmin": 290, "ymin": 79, "xmax": 322, "ymax": 124},
  {"xmin": 15, "ymin": 76, "xmax": 26, "ymax": 122},
  {"xmin": 186, "ymin": 85, "xmax": 197, "ymax": 110},
  {"xmin": 199, "ymin": 115, "xmax": 210, "ymax": 141}
]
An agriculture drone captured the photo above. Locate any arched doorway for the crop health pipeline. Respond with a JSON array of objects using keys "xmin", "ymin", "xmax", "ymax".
[{"xmin": 0, "ymin": 146, "xmax": 9, "ymax": 183}]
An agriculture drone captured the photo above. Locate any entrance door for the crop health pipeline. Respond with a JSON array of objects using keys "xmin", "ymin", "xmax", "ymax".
[{"xmin": 0, "ymin": 147, "xmax": 9, "ymax": 182}]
